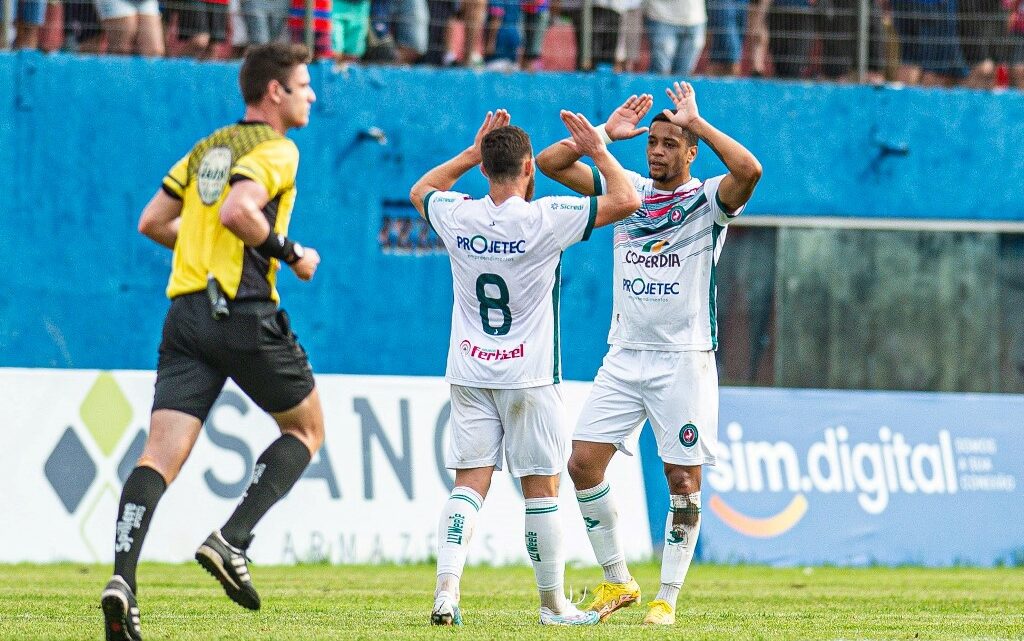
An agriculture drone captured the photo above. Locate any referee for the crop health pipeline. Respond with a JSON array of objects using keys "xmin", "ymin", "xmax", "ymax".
[{"xmin": 102, "ymin": 43, "xmax": 323, "ymax": 641}]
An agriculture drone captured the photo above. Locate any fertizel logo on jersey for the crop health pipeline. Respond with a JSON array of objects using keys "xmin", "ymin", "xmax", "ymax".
[
  {"xmin": 197, "ymin": 146, "xmax": 232, "ymax": 205},
  {"xmin": 623, "ymin": 278, "xmax": 680, "ymax": 297},
  {"xmin": 455, "ymin": 235, "xmax": 527, "ymax": 256},
  {"xmin": 43, "ymin": 373, "xmax": 148, "ymax": 560},
  {"xmin": 460, "ymin": 340, "xmax": 526, "ymax": 362}
]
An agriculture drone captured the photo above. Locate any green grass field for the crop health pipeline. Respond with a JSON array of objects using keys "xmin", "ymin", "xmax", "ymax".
[{"xmin": 2, "ymin": 562, "xmax": 1022, "ymax": 640}]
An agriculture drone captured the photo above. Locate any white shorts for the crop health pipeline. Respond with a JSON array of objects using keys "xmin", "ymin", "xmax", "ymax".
[
  {"xmin": 447, "ymin": 384, "xmax": 567, "ymax": 478},
  {"xmin": 573, "ymin": 346, "xmax": 718, "ymax": 466},
  {"xmin": 95, "ymin": 0, "xmax": 159, "ymax": 20}
]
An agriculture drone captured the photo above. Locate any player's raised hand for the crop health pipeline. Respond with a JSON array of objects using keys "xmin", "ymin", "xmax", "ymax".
[
  {"xmin": 605, "ymin": 94, "xmax": 653, "ymax": 141},
  {"xmin": 470, "ymin": 109, "xmax": 511, "ymax": 163},
  {"xmin": 663, "ymin": 81, "xmax": 700, "ymax": 128},
  {"xmin": 560, "ymin": 110, "xmax": 606, "ymax": 158}
]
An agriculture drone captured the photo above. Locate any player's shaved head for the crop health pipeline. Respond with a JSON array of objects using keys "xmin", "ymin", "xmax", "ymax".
[{"xmin": 481, "ymin": 126, "xmax": 533, "ymax": 183}]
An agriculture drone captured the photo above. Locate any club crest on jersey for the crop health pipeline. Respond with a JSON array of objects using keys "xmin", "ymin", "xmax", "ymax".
[
  {"xmin": 679, "ymin": 423, "xmax": 699, "ymax": 447},
  {"xmin": 669, "ymin": 207, "xmax": 684, "ymax": 223},
  {"xmin": 197, "ymin": 146, "xmax": 232, "ymax": 205}
]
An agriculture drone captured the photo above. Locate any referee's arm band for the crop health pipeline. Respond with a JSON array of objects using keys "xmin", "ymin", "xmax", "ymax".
[
  {"xmin": 161, "ymin": 184, "xmax": 183, "ymax": 200},
  {"xmin": 256, "ymin": 230, "xmax": 300, "ymax": 264}
]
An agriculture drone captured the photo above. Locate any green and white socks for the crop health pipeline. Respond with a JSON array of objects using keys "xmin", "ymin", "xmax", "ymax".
[
  {"xmin": 524, "ymin": 496, "xmax": 568, "ymax": 613},
  {"xmin": 656, "ymin": 492, "xmax": 702, "ymax": 608},
  {"xmin": 435, "ymin": 486, "xmax": 483, "ymax": 600},
  {"xmin": 576, "ymin": 480, "xmax": 631, "ymax": 584}
]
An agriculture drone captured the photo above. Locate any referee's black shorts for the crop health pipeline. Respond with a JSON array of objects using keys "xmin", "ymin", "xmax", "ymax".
[{"xmin": 152, "ymin": 291, "xmax": 316, "ymax": 421}]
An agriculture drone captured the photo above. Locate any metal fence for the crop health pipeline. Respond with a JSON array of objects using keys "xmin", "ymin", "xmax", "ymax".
[{"xmin": 2, "ymin": 1, "xmax": 1023, "ymax": 87}]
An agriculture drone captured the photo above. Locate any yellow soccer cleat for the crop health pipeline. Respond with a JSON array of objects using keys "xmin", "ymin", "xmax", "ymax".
[
  {"xmin": 586, "ymin": 579, "xmax": 642, "ymax": 621},
  {"xmin": 642, "ymin": 599, "xmax": 676, "ymax": 625}
]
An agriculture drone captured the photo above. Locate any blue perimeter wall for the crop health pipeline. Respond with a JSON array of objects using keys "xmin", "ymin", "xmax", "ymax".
[{"xmin": 2, "ymin": 51, "xmax": 1024, "ymax": 376}]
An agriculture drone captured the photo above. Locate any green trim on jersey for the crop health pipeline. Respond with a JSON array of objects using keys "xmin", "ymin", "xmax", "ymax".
[
  {"xmin": 591, "ymin": 166, "xmax": 603, "ymax": 196},
  {"xmin": 715, "ymin": 189, "xmax": 738, "ymax": 218},
  {"xmin": 582, "ymin": 196, "xmax": 598, "ymax": 241},
  {"xmin": 552, "ymin": 256, "xmax": 562, "ymax": 384},
  {"xmin": 423, "ymin": 190, "xmax": 438, "ymax": 232},
  {"xmin": 710, "ymin": 222, "xmax": 722, "ymax": 349}
]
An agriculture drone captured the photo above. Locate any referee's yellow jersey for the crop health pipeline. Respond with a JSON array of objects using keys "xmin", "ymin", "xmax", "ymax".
[{"xmin": 160, "ymin": 121, "xmax": 300, "ymax": 303}]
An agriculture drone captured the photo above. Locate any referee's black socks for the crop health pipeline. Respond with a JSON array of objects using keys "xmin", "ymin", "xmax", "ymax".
[
  {"xmin": 113, "ymin": 466, "xmax": 167, "ymax": 593},
  {"xmin": 221, "ymin": 433, "xmax": 312, "ymax": 550}
]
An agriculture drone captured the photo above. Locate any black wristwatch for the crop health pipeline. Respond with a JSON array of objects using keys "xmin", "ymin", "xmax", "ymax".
[{"xmin": 286, "ymin": 242, "xmax": 305, "ymax": 265}]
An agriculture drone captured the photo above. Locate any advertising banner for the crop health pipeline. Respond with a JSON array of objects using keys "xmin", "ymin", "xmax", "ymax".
[
  {"xmin": 0, "ymin": 369, "xmax": 653, "ymax": 565},
  {"xmin": 696, "ymin": 388, "xmax": 1023, "ymax": 566}
]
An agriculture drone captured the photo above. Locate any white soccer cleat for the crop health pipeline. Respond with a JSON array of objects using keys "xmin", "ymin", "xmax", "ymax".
[
  {"xmin": 431, "ymin": 591, "xmax": 463, "ymax": 626},
  {"xmin": 539, "ymin": 604, "xmax": 601, "ymax": 626}
]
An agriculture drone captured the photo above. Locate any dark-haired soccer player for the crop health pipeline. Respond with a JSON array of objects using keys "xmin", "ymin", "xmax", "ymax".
[
  {"xmin": 101, "ymin": 42, "xmax": 323, "ymax": 641},
  {"xmin": 537, "ymin": 83, "xmax": 762, "ymax": 626},
  {"xmin": 410, "ymin": 110, "xmax": 640, "ymax": 626}
]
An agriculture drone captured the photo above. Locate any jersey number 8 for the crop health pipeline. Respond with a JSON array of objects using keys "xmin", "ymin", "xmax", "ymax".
[{"xmin": 476, "ymin": 273, "xmax": 512, "ymax": 336}]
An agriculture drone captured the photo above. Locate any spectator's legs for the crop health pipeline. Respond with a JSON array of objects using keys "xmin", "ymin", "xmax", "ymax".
[
  {"xmin": 243, "ymin": 0, "xmax": 271, "ymax": 45},
  {"xmin": 706, "ymin": 0, "xmax": 744, "ymax": 76},
  {"xmin": 959, "ymin": 0, "xmax": 1007, "ymax": 89},
  {"xmin": 424, "ymin": 0, "xmax": 452, "ymax": 64},
  {"xmin": 672, "ymin": 21, "xmax": 706, "ymax": 75},
  {"xmin": 136, "ymin": 13, "xmax": 166, "ymax": 55},
  {"xmin": 104, "ymin": 15, "xmax": 140, "ymax": 53},
  {"xmin": 14, "ymin": 0, "xmax": 48, "ymax": 49},
  {"xmin": 14, "ymin": 22, "xmax": 41, "ymax": 48},
  {"xmin": 130, "ymin": 0, "xmax": 165, "ymax": 55},
  {"xmin": 565, "ymin": 8, "xmax": 586, "ymax": 70},
  {"xmin": 645, "ymin": 16, "xmax": 677, "ymax": 75},
  {"xmin": 523, "ymin": 7, "xmax": 549, "ymax": 70},
  {"xmin": 746, "ymin": 0, "xmax": 769, "ymax": 76},
  {"xmin": 614, "ymin": 7, "xmax": 641, "ymax": 72},
  {"xmin": 1013, "ymin": 63, "xmax": 1024, "ymax": 90},
  {"xmin": 819, "ymin": 0, "xmax": 856, "ymax": 80},
  {"xmin": 918, "ymin": 1, "xmax": 966, "ymax": 87},
  {"xmin": 768, "ymin": 5, "xmax": 810, "ymax": 78},
  {"xmin": 460, "ymin": 0, "xmax": 485, "ymax": 65},
  {"xmin": 591, "ymin": 6, "xmax": 621, "ymax": 68},
  {"xmin": 892, "ymin": 0, "xmax": 923, "ymax": 84}
]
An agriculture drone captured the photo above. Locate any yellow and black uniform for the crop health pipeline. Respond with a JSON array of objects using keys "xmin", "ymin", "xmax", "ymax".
[
  {"xmin": 153, "ymin": 121, "xmax": 314, "ymax": 421},
  {"xmin": 161, "ymin": 121, "xmax": 298, "ymax": 303}
]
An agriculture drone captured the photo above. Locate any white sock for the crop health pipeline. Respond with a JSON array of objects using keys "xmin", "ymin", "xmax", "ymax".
[
  {"xmin": 435, "ymin": 486, "xmax": 483, "ymax": 601},
  {"xmin": 524, "ymin": 496, "xmax": 567, "ymax": 613},
  {"xmin": 657, "ymin": 492, "xmax": 701, "ymax": 609},
  {"xmin": 575, "ymin": 481, "xmax": 630, "ymax": 584}
]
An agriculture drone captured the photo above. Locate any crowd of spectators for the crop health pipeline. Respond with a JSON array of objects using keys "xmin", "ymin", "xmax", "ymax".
[{"xmin": 5, "ymin": 0, "xmax": 1024, "ymax": 88}]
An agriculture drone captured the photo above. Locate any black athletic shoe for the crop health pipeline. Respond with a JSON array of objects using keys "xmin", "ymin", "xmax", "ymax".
[
  {"xmin": 101, "ymin": 575, "xmax": 142, "ymax": 641},
  {"xmin": 195, "ymin": 530, "xmax": 261, "ymax": 610}
]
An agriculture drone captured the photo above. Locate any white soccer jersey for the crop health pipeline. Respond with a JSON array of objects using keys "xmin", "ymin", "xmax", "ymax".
[
  {"xmin": 425, "ymin": 190, "xmax": 597, "ymax": 388},
  {"xmin": 594, "ymin": 168, "xmax": 744, "ymax": 351}
]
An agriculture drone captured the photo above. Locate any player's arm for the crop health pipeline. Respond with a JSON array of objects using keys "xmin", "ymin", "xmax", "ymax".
[
  {"xmin": 138, "ymin": 190, "xmax": 183, "ymax": 249},
  {"xmin": 662, "ymin": 81, "xmax": 762, "ymax": 214},
  {"xmin": 536, "ymin": 93, "xmax": 653, "ymax": 195},
  {"xmin": 560, "ymin": 111, "xmax": 641, "ymax": 228},
  {"xmin": 220, "ymin": 178, "xmax": 320, "ymax": 281},
  {"xmin": 410, "ymin": 109, "xmax": 510, "ymax": 216}
]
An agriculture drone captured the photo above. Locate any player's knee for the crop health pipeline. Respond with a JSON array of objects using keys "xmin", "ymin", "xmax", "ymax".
[
  {"xmin": 284, "ymin": 421, "xmax": 323, "ymax": 454},
  {"xmin": 664, "ymin": 466, "xmax": 699, "ymax": 496},
  {"xmin": 567, "ymin": 454, "xmax": 595, "ymax": 487}
]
